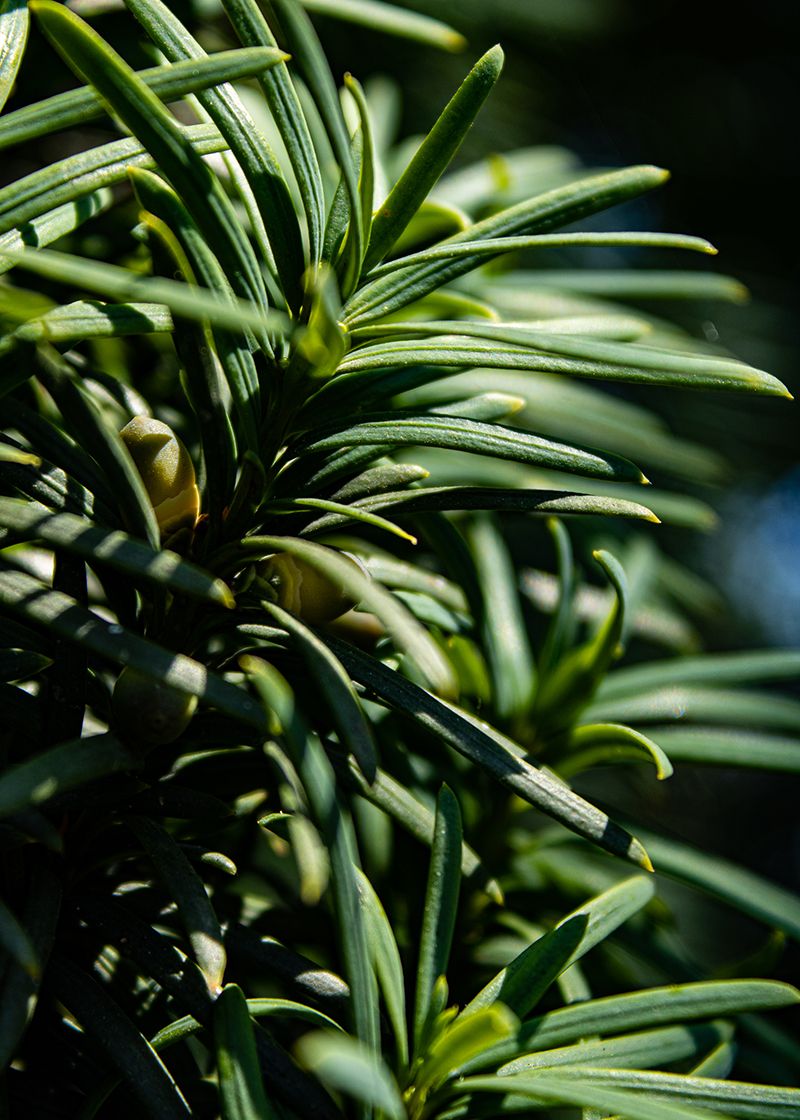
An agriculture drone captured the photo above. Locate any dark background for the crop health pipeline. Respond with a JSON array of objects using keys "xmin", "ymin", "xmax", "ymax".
[
  {"xmin": 316, "ymin": 0, "xmax": 800, "ymax": 641},
  {"xmin": 319, "ymin": 0, "xmax": 800, "ymax": 434}
]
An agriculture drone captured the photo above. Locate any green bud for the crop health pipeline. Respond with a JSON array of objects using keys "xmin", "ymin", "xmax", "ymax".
[
  {"xmin": 120, "ymin": 416, "xmax": 199, "ymax": 538},
  {"xmin": 258, "ymin": 551, "xmax": 367, "ymax": 625},
  {"xmin": 112, "ymin": 666, "xmax": 197, "ymax": 746}
]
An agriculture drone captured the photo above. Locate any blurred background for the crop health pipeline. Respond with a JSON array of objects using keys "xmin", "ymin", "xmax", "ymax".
[{"xmin": 315, "ymin": 0, "xmax": 800, "ymax": 646}]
